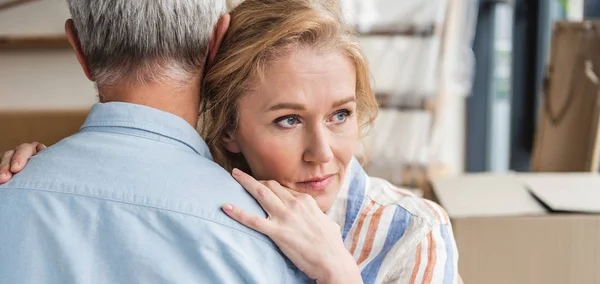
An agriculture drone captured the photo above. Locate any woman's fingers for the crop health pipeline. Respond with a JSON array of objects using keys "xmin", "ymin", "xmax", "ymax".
[
  {"xmin": 10, "ymin": 143, "xmax": 40, "ymax": 173},
  {"xmin": 36, "ymin": 143, "xmax": 47, "ymax": 153},
  {"xmin": 259, "ymin": 180, "xmax": 297, "ymax": 203},
  {"xmin": 222, "ymin": 203, "xmax": 274, "ymax": 235},
  {"xmin": 232, "ymin": 168, "xmax": 286, "ymax": 216},
  {"xmin": 0, "ymin": 142, "xmax": 43, "ymax": 184},
  {"xmin": 0, "ymin": 150, "xmax": 15, "ymax": 183},
  {"xmin": 226, "ymin": 172, "xmax": 359, "ymax": 282}
]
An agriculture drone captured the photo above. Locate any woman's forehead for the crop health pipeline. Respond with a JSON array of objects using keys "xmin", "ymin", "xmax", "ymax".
[{"xmin": 245, "ymin": 49, "xmax": 356, "ymax": 106}]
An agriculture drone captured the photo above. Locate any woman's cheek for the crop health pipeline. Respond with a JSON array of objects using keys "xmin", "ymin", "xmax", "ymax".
[
  {"xmin": 251, "ymin": 137, "xmax": 298, "ymax": 179},
  {"xmin": 335, "ymin": 139, "xmax": 356, "ymax": 165},
  {"xmin": 333, "ymin": 124, "xmax": 359, "ymax": 158}
]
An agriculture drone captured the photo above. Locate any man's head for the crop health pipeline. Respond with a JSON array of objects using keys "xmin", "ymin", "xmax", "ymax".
[{"xmin": 65, "ymin": 0, "xmax": 228, "ymax": 90}]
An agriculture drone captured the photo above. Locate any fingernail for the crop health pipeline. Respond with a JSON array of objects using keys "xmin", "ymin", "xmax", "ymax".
[
  {"xmin": 223, "ymin": 204, "xmax": 234, "ymax": 211},
  {"xmin": 11, "ymin": 162, "xmax": 20, "ymax": 169},
  {"xmin": 0, "ymin": 173, "xmax": 7, "ymax": 180},
  {"xmin": 232, "ymin": 168, "xmax": 241, "ymax": 177}
]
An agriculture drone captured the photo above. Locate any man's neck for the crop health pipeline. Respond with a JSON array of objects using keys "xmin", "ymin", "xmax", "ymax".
[{"xmin": 98, "ymin": 78, "xmax": 201, "ymax": 127}]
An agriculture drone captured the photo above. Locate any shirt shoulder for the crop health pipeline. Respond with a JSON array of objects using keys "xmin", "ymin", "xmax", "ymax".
[
  {"xmin": 365, "ymin": 176, "xmax": 450, "ymax": 228},
  {"xmin": 0, "ymin": 188, "xmax": 304, "ymax": 283},
  {"xmin": 358, "ymin": 177, "xmax": 457, "ymax": 283},
  {"xmin": 0, "ymin": 131, "xmax": 275, "ymax": 243}
]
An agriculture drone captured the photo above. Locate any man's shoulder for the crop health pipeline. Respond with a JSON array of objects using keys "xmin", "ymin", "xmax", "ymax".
[
  {"xmin": 0, "ymin": 164, "xmax": 281, "ymax": 270},
  {"xmin": 0, "ymin": 185, "xmax": 303, "ymax": 283},
  {"xmin": 1, "ymin": 136, "xmax": 268, "ymax": 236}
]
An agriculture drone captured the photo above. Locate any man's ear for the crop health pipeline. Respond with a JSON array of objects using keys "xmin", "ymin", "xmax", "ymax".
[
  {"xmin": 222, "ymin": 129, "xmax": 241, "ymax": 154},
  {"xmin": 206, "ymin": 13, "xmax": 231, "ymax": 69},
  {"xmin": 65, "ymin": 19, "xmax": 94, "ymax": 81}
]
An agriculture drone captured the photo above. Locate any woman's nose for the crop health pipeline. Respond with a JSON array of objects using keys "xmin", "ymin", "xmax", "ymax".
[{"xmin": 302, "ymin": 127, "xmax": 334, "ymax": 164}]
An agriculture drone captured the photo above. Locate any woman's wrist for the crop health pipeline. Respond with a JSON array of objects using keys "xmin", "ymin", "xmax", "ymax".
[{"xmin": 317, "ymin": 252, "xmax": 363, "ymax": 284}]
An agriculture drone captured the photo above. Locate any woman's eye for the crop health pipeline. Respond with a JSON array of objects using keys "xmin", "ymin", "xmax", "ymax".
[
  {"xmin": 274, "ymin": 115, "xmax": 301, "ymax": 128},
  {"xmin": 329, "ymin": 110, "xmax": 351, "ymax": 124}
]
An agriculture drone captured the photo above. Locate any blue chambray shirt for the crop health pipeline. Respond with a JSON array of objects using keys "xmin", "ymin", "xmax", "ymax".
[{"xmin": 0, "ymin": 102, "xmax": 311, "ymax": 284}]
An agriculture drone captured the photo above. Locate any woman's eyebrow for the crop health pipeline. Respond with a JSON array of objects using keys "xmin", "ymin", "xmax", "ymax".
[
  {"xmin": 332, "ymin": 96, "xmax": 356, "ymax": 108},
  {"xmin": 266, "ymin": 102, "xmax": 306, "ymax": 112},
  {"xmin": 266, "ymin": 96, "xmax": 355, "ymax": 112}
]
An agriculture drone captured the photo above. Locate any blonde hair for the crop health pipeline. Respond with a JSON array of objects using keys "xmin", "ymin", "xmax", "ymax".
[{"xmin": 200, "ymin": 0, "xmax": 378, "ymax": 173}]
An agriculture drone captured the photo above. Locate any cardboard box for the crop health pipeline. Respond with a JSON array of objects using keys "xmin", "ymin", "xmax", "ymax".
[
  {"xmin": 431, "ymin": 173, "xmax": 600, "ymax": 284},
  {"xmin": 0, "ymin": 110, "xmax": 89, "ymax": 152}
]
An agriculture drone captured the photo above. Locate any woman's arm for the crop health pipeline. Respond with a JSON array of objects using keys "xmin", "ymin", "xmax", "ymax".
[
  {"xmin": 224, "ymin": 169, "xmax": 363, "ymax": 284},
  {"xmin": 0, "ymin": 142, "xmax": 45, "ymax": 183}
]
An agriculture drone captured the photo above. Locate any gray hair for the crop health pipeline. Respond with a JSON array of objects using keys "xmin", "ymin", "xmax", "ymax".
[{"xmin": 66, "ymin": 0, "xmax": 226, "ymax": 87}]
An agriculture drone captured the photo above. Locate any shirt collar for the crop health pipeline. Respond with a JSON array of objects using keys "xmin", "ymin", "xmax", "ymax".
[
  {"xmin": 327, "ymin": 157, "xmax": 367, "ymax": 229},
  {"xmin": 80, "ymin": 102, "xmax": 212, "ymax": 159}
]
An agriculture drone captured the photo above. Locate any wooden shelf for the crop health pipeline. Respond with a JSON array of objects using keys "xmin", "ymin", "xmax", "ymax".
[
  {"xmin": 0, "ymin": 36, "xmax": 70, "ymax": 50},
  {"xmin": 376, "ymin": 94, "xmax": 435, "ymax": 111},
  {"xmin": 358, "ymin": 24, "xmax": 436, "ymax": 37}
]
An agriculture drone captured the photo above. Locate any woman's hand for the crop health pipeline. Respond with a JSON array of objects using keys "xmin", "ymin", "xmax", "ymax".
[
  {"xmin": 223, "ymin": 168, "xmax": 362, "ymax": 284},
  {"xmin": 0, "ymin": 142, "xmax": 45, "ymax": 184}
]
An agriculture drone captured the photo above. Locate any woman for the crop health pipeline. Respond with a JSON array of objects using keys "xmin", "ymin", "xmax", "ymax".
[{"xmin": 0, "ymin": 0, "xmax": 458, "ymax": 283}]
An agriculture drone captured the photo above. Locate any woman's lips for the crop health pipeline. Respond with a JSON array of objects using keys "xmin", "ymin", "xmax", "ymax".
[{"xmin": 296, "ymin": 174, "xmax": 336, "ymax": 192}]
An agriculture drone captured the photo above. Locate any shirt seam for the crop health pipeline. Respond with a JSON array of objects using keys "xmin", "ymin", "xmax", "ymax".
[
  {"xmin": 396, "ymin": 201, "xmax": 441, "ymax": 229},
  {"xmin": 2, "ymin": 186, "xmax": 276, "ymax": 248},
  {"xmin": 362, "ymin": 175, "xmax": 441, "ymax": 228},
  {"xmin": 82, "ymin": 120, "xmax": 188, "ymax": 134},
  {"xmin": 365, "ymin": 193, "xmax": 442, "ymax": 228},
  {"xmin": 81, "ymin": 121, "xmax": 205, "ymax": 156},
  {"xmin": 80, "ymin": 127, "xmax": 191, "ymax": 150}
]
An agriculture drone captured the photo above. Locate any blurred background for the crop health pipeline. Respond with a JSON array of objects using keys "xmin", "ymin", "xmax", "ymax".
[{"xmin": 2, "ymin": 0, "xmax": 600, "ymax": 283}]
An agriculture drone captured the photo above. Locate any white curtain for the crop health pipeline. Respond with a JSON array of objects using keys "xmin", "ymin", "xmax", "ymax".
[
  {"xmin": 341, "ymin": 0, "xmax": 446, "ymax": 33},
  {"xmin": 347, "ymin": 0, "xmax": 479, "ymax": 182}
]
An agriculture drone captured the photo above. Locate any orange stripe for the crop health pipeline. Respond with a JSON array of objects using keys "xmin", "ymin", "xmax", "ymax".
[
  {"xmin": 391, "ymin": 187, "xmax": 411, "ymax": 197},
  {"xmin": 424, "ymin": 200, "xmax": 443, "ymax": 224},
  {"xmin": 349, "ymin": 200, "xmax": 375, "ymax": 255},
  {"xmin": 356, "ymin": 205, "xmax": 386, "ymax": 265},
  {"xmin": 425, "ymin": 200, "xmax": 451, "ymax": 225},
  {"xmin": 422, "ymin": 232, "xmax": 437, "ymax": 284},
  {"xmin": 441, "ymin": 207, "xmax": 450, "ymax": 224},
  {"xmin": 409, "ymin": 243, "xmax": 422, "ymax": 284}
]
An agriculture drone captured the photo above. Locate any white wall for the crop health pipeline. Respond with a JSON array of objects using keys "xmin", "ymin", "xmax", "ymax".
[{"xmin": 0, "ymin": 0, "xmax": 96, "ymax": 111}]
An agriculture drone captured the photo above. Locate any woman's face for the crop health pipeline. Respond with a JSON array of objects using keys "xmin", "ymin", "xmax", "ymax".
[{"xmin": 223, "ymin": 48, "xmax": 359, "ymax": 212}]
